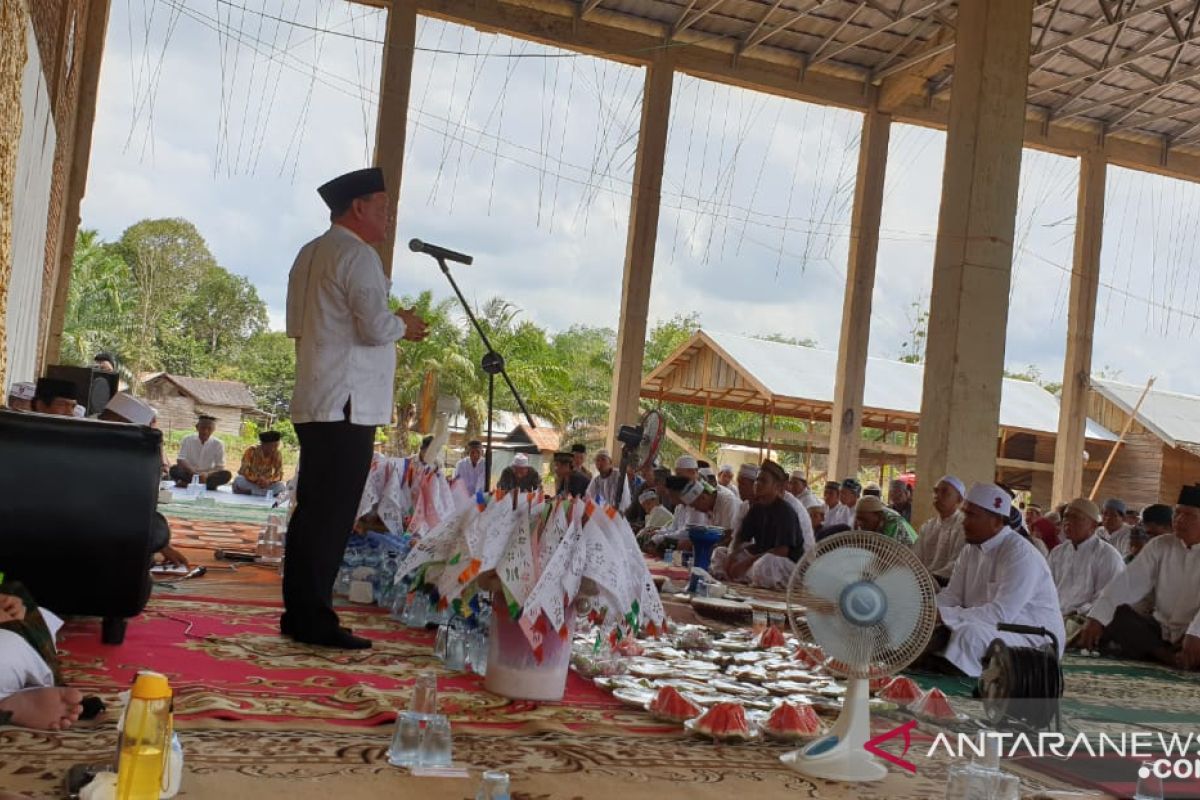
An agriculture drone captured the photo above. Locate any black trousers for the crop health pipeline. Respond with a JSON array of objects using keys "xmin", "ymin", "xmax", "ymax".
[
  {"xmin": 1102, "ymin": 604, "xmax": 1177, "ymax": 662},
  {"xmin": 281, "ymin": 417, "xmax": 376, "ymax": 638},
  {"xmin": 169, "ymin": 465, "xmax": 232, "ymax": 491}
]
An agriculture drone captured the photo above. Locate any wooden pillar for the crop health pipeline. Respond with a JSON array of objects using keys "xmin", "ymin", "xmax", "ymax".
[
  {"xmin": 607, "ymin": 59, "xmax": 673, "ymax": 453},
  {"xmin": 828, "ymin": 104, "xmax": 891, "ymax": 482},
  {"xmin": 373, "ymin": 0, "xmax": 417, "ymax": 277},
  {"xmin": 1052, "ymin": 152, "xmax": 1106, "ymax": 505},
  {"xmin": 914, "ymin": 0, "xmax": 1034, "ymax": 523},
  {"xmin": 42, "ymin": 0, "xmax": 113, "ymax": 366},
  {"xmin": 700, "ymin": 397, "xmax": 712, "ymax": 453}
]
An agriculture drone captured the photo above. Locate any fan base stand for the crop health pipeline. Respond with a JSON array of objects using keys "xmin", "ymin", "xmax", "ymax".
[
  {"xmin": 780, "ymin": 677, "xmax": 888, "ymax": 783},
  {"xmin": 780, "ymin": 744, "xmax": 888, "ymax": 783}
]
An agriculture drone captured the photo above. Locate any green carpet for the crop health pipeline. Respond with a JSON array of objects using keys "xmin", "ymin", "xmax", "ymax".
[{"xmin": 161, "ymin": 500, "xmax": 274, "ymax": 524}]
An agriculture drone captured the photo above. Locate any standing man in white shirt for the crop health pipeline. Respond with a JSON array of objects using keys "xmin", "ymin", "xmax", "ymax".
[
  {"xmin": 1079, "ymin": 485, "xmax": 1200, "ymax": 669},
  {"xmin": 914, "ymin": 475, "xmax": 966, "ymax": 587},
  {"xmin": 283, "ymin": 167, "xmax": 428, "ymax": 649},
  {"xmin": 169, "ymin": 415, "xmax": 231, "ymax": 490},
  {"xmin": 923, "ymin": 483, "xmax": 1065, "ymax": 677},
  {"xmin": 454, "ymin": 440, "xmax": 486, "ymax": 495},
  {"xmin": 1048, "ymin": 498, "xmax": 1124, "ymax": 620}
]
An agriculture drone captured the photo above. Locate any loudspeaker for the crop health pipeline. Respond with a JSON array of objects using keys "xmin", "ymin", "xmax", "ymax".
[{"xmin": 46, "ymin": 365, "xmax": 118, "ymax": 416}]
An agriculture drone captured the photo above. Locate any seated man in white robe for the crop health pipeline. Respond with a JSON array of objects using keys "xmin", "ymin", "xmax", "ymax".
[
  {"xmin": 667, "ymin": 478, "xmax": 739, "ymax": 552},
  {"xmin": 0, "ymin": 587, "xmax": 85, "ymax": 731},
  {"xmin": 1048, "ymin": 498, "xmax": 1125, "ymax": 630},
  {"xmin": 717, "ymin": 464, "xmax": 740, "ymax": 499},
  {"xmin": 922, "ymin": 483, "xmax": 1065, "ymax": 677},
  {"xmin": 1100, "ymin": 498, "xmax": 1133, "ymax": 558},
  {"xmin": 914, "ymin": 475, "xmax": 966, "ymax": 587},
  {"xmin": 586, "ymin": 449, "xmax": 629, "ymax": 511},
  {"xmin": 713, "ymin": 460, "xmax": 803, "ymax": 589},
  {"xmin": 1079, "ymin": 484, "xmax": 1200, "ymax": 670},
  {"xmin": 824, "ymin": 478, "xmax": 860, "ymax": 529}
]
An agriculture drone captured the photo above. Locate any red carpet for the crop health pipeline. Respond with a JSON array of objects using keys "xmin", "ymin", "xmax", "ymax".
[{"xmin": 58, "ymin": 593, "xmax": 673, "ymax": 735}]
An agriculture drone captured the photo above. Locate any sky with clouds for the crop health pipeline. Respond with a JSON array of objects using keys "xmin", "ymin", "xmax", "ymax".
[{"xmin": 80, "ymin": 0, "xmax": 1200, "ymax": 395}]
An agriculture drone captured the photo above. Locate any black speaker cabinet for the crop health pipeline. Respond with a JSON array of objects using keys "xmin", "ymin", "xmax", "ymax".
[{"xmin": 46, "ymin": 365, "xmax": 119, "ymax": 415}]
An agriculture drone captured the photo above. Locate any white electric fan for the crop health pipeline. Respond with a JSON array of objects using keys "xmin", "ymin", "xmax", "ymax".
[{"xmin": 783, "ymin": 531, "xmax": 937, "ymax": 781}]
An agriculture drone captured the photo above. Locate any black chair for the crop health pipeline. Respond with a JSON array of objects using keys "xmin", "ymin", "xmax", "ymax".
[{"xmin": 0, "ymin": 409, "xmax": 160, "ymax": 643}]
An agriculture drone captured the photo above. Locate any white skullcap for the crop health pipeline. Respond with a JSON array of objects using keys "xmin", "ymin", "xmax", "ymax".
[
  {"xmin": 72, "ymin": 405, "xmax": 86, "ymax": 418},
  {"xmin": 8, "ymin": 381, "xmax": 34, "ymax": 401},
  {"xmin": 738, "ymin": 463, "xmax": 760, "ymax": 479},
  {"xmin": 105, "ymin": 392, "xmax": 156, "ymax": 426},
  {"xmin": 801, "ymin": 493, "xmax": 825, "ymax": 510},
  {"xmin": 680, "ymin": 481, "xmax": 706, "ymax": 505},
  {"xmin": 718, "ymin": 464, "xmax": 734, "ymax": 475},
  {"xmin": 512, "ymin": 453, "xmax": 529, "ymax": 467},
  {"xmin": 596, "ymin": 449, "xmax": 611, "ymax": 459},
  {"xmin": 965, "ymin": 482, "xmax": 1011, "ymax": 518},
  {"xmin": 675, "ymin": 455, "xmax": 699, "ymax": 470},
  {"xmin": 639, "ymin": 489, "xmax": 658, "ymax": 503},
  {"xmin": 855, "ymin": 495, "xmax": 886, "ymax": 514},
  {"xmin": 937, "ymin": 475, "xmax": 966, "ymax": 498},
  {"xmin": 698, "ymin": 466, "xmax": 715, "ymax": 479},
  {"xmin": 790, "ymin": 470, "xmax": 806, "ymax": 481}
]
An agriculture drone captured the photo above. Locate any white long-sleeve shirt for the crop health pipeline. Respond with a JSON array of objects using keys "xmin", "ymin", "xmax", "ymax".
[
  {"xmin": 783, "ymin": 491, "xmax": 816, "ymax": 553},
  {"xmin": 586, "ymin": 469, "xmax": 630, "ymax": 512},
  {"xmin": 1088, "ymin": 533, "xmax": 1200, "ymax": 643},
  {"xmin": 915, "ymin": 509, "xmax": 966, "ymax": 581},
  {"xmin": 454, "ymin": 456, "xmax": 486, "ymax": 495},
  {"xmin": 1048, "ymin": 534, "xmax": 1125, "ymax": 616},
  {"xmin": 177, "ymin": 434, "xmax": 226, "ymax": 473},
  {"xmin": 825, "ymin": 502, "xmax": 855, "ymax": 529},
  {"xmin": 1102, "ymin": 523, "xmax": 1133, "ymax": 558},
  {"xmin": 938, "ymin": 528, "xmax": 1065, "ymax": 668},
  {"xmin": 287, "ymin": 225, "xmax": 407, "ymax": 426}
]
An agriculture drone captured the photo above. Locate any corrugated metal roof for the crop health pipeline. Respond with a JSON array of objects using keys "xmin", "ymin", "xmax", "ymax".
[
  {"xmin": 1092, "ymin": 378, "xmax": 1200, "ymax": 447},
  {"xmin": 693, "ymin": 330, "xmax": 1116, "ymax": 440}
]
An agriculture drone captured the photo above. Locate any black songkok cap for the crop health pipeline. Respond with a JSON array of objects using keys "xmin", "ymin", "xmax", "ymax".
[
  {"xmin": 553, "ymin": 451, "xmax": 574, "ymax": 465},
  {"xmin": 317, "ymin": 168, "xmax": 386, "ymax": 211},
  {"xmin": 259, "ymin": 431, "xmax": 282, "ymax": 443},
  {"xmin": 1143, "ymin": 503, "xmax": 1173, "ymax": 526},
  {"xmin": 35, "ymin": 378, "xmax": 77, "ymax": 402},
  {"xmin": 664, "ymin": 475, "xmax": 690, "ymax": 492},
  {"xmin": 1178, "ymin": 485, "xmax": 1200, "ymax": 509},
  {"xmin": 571, "ymin": 443, "xmax": 587, "ymax": 454}
]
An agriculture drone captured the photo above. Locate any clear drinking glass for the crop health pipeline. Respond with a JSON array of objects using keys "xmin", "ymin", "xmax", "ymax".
[
  {"xmin": 417, "ymin": 715, "xmax": 453, "ymax": 767},
  {"xmin": 411, "ymin": 672, "xmax": 438, "ymax": 716},
  {"xmin": 445, "ymin": 626, "xmax": 467, "ymax": 671},
  {"xmin": 434, "ymin": 624, "xmax": 450, "ymax": 661},
  {"xmin": 1135, "ymin": 761, "xmax": 1165, "ymax": 800},
  {"xmin": 467, "ymin": 629, "xmax": 488, "ymax": 676},
  {"xmin": 387, "ymin": 711, "xmax": 423, "ymax": 767},
  {"xmin": 475, "ymin": 770, "xmax": 511, "ymax": 800}
]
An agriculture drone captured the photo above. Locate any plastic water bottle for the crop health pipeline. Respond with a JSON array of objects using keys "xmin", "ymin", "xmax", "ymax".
[
  {"xmin": 663, "ymin": 546, "xmax": 675, "ymax": 567},
  {"xmin": 116, "ymin": 672, "xmax": 173, "ymax": 799},
  {"xmin": 189, "ymin": 474, "xmax": 201, "ymax": 498}
]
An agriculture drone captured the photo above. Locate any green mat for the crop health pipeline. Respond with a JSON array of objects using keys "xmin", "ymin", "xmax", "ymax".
[{"xmin": 160, "ymin": 501, "xmax": 274, "ymax": 524}]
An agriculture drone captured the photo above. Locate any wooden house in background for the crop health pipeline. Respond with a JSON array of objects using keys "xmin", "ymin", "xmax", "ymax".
[{"xmin": 140, "ymin": 374, "xmax": 259, "ymax": 437}]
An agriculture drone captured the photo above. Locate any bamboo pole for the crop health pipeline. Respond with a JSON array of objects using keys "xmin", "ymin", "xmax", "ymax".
[{"xmin": 1089, "ymin": 376, "xmax": 1156, "ymax": 501}]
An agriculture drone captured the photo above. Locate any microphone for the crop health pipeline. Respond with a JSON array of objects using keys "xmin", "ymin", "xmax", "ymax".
[{"xmin": 408, "ymin": 238, "xmax": 473, "ymax": 265}]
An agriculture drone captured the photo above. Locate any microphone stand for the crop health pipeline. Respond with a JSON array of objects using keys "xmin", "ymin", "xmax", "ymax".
[{"xmin": 428, "ymin": 255, "xmax": 535, "ymax": 492}]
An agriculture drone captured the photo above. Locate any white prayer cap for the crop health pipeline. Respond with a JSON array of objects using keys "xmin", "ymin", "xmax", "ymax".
[
  {"xmin": 512, "ymin": 453, "xmax": 530, "ymax": 467},
  {"xmin": 7, "ymin": 381, "xmax": 34, "ymax": 401},
  {"xmin": 675, "ymin": 455, "xmax": 699, "ymax": 471},
  {"xmin": 718, "ymin": 464, "xmax": 734, "ymax": 475},
  {"xmin": 698, "ymin": 466, "xmax": 715, "ymax": 479},
  {"xmin": 964, "ymin": 482, "xmax": 1011, "ymax": 518},
  {"xmin": 790, "ymin": 470, "xmax": 806, "ymax": 481},
  {"xmin": 596, "ymin": 449, "xmax": 611, "ymax": 460},
  {"xmin": 105, "ymin": 392, "xmax": 156, "ymax": 425},
  {"xmin": 639, "ymin": 489, "xmax": 658, "ymax": 503},
  {"xmin": 801, "ymin": 493, "xmax": 825, "ymax": 510},
  {"xmin": 680, "ymin": 480, "xmax": 706, "ymax": 505},
  {"xmin": 937, "ymin": 475, "xmax": 966, "ymax": 498},
  {"xmin": 73, "ymin": 405, "xmax": 86, "ymax": 418},
  {"xmin": 738, "ymin": 463, "xmax": 760, "ymax": 480}
]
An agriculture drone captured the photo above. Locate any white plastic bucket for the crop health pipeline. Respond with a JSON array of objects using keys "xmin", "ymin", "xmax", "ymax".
[{"xmin": 483, "ymin": 602, "xmax": 574, "ymax": 701}]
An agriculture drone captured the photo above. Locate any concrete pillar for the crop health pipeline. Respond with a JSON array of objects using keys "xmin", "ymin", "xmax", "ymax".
[
  {"xmin": 607, "ymin": 60, "xmax": 673, "ymax": 452},
  {"xmin": 914, "ymin": 0, "xmax": 1034, "ymax": 522},
  {"xmin": 373, "ymin": 0, "xmax": 417, "ymax": 277},
  {"xmin": 42, "ymin": 0, "xmax": 113, "ymax": 366},
  {"xmin": 1051, "ymin": 153, "xmax": 1105, "ymax": 506},
  {"xmin": 828, "ymin": 104, "xmax": 891, "ymax": 482}
]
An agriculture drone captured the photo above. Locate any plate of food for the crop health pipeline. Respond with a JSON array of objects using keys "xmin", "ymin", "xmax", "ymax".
[
  {"xmin": 710, "ymin": 679, "xmax": 769, "ymax": 697},
  {"xmin": 684, "ymin": 702, "xmax": 760, "ymax": 743},
  {"xmin": 628, "ymin": 660, "xmax": 675, "ymax": 678},
  {"xmin": 760, "ymin": 701, "xmax": 825, "ymax": 742},
  {"xmin": 612, "ymin": 687, "xmax": 658, "ymax": 708}
]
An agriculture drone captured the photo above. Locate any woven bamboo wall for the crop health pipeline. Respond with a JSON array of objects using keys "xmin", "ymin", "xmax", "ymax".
[{"xmin": 0, "ymin": 0, "xmax": 30, "ymax": 393}]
